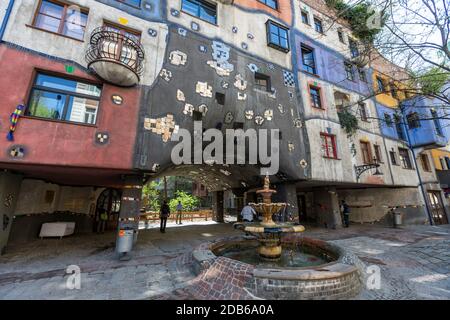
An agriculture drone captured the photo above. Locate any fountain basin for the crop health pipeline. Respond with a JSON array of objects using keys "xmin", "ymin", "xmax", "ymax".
[{"xmin": 192, "ymin": 236, "xmax": 363, "ymax": 300}]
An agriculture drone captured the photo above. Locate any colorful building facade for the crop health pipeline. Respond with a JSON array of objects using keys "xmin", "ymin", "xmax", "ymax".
[{"xmin": 0, "ymin": 0, "xmax": 448, "ymax": 254}]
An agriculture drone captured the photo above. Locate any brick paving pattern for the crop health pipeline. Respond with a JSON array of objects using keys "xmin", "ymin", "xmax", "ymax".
[{"xmin": 0, "ymin": 223, "xmax": 449, "ymax": 299}]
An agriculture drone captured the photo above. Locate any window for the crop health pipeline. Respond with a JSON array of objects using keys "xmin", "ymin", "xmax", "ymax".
[
  {"xmin": 349, "ymin": 39, "xmax": 359, "ymax": 58},
  {"xmin": 390, "ymin": 83, "xmax": 398, "ymax": 98},
  {"xmin": 359, "ymin": 103, "xmax": 368, "ymax": 121},
  {"xmin": 27, "ymin": 73, "xmax": 101, "ymax": 125},
  {"xmin": 338, "ymin": 29, "xmax": 345, "ymax": 43},
  {"xmin": 314, "ymin": 17, "xmax": 324, "ymax": 34},
  {"xmin": 431, "ymin": 109, "xmax": 443, "ymax": 135},
  {"xmin": 309, "ymin": 86, "xmax": 322, "ymax": 109},
  {"xmin": 344, "ymin": 62, "xmax": 354, "ymax": 81},
  {"xmin": 358, "ymin": 68, "xmax": 367, "ymax": 82},
  {"xmin": 320, "ymin": 133, "xmax": 338, "ymax": 159},
  {"xmin": 266, "ymin": 20, "xmax": 289, "ymax": 52},
  {"xmin": 374, "ymin": 145, "xmax": 383, "ymax": 163},
  {"xmin": 394, "ymin": 115, "xmax": 406, "ymax": 140},
  {"xmin": 258, "ymin": 0, "xmax": 277, "ymax": 10},
  {"xmin": 116, "ymin": 0, "xmax": 141, "ymax": 7},
  {"xmin": 301, "ymin": 45, "xmax": 316, "ymax": 74},
  {"xmin": 254, "ymin": 73, "xmax": 271, "ymax": 92},
  {"xmin": 440, "ymin": 158, "xmax": 447, "ymax": 170},
  {"xmin": 215, "ymin": 92, "xmax": 225, "ymax": 105},
  {"xmin": 360, "ymin": 141, "xmax": 372, "ymax": 164},
  {"xmin": 33, "ymin": 0, "xmax": 88, "ymax": 40},
  {"xmin": 445, "ymin": 157, "xmax": 450, "ymax": 169},
  {"xmin": 102, "ymin": 22, "xmax": 141, "ymax": 69},
  {"xmin": 384, "ymin": 113, "xmax": 393, "ymax": 127},
  {"xmin": 421, "ymin": 154, "xmax": 431, "ymax": 172},
  {"xmin": 301, "ymin": 11, "xmax": 310, "ymax": 25},
  {"xmin": 181, "ymin": 0, "xmax": 217, "ymax": 24},
  {"xmin": 407, "ymin": 112, "xmax": 421, "ymax": 129},
  {"xmin": 399, "ymin": 148, "xmax": 413, "ymax": 169},
  {"xmin": 377, "ymin": 77, "xmax": 386, "ymax": 92},
  {"xmin": 390, "ymin": 151, "xmax": 398, "ymax": 165}
]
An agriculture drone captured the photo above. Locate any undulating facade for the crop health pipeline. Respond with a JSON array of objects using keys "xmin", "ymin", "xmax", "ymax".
[{"xmin": 0, "ymin": 0, "xmax": 448, "ymax": 254}]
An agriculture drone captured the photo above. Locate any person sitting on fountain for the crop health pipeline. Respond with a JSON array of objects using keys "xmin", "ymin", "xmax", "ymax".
[{"xmin": 241, "ymin": 203, "xmax": 257, "ymax": 222}]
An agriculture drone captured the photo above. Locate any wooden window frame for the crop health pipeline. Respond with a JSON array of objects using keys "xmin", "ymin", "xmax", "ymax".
[
  {"xmin": 31, "ymin": 0, "xmax": 89, "ymax": 41},
  {"xmin": 360, "ymin": 140, "xmax": 373, "ymax": 164},
  {"xmin": 359, "ymin": 102, "xmax": 368, "ymax": 122},
  {"xmin": 390, "ymin": 150, "xmax": 399, "ymax": 165},
  {"xmin": 258, "ymin": 0, "xmax": 278, "ymax": 10},
  {"xmin": 301, "ymin": 10, "xmax": 310, "ymax": 25},
  {"xmin": 420, "ymin": 153, "xmax": 431, "ymax": 172},
  {"xmin": 301, "ymin": 44, "xmax": 317, "ymax": 75},
  {"xmin": 320, "ymin": 133, "xmax": 338, "ymax": 159},
  {"xmin": 102, "ymin": 21, "xmax": 141, "ymax": 64},
  {"xmin": 344, "ymin": 61, "xmax": 355, "ymax": 81}
]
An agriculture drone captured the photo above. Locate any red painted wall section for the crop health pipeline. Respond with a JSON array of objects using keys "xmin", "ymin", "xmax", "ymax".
[
  {"xmin": 234, "ymin": 0, "xmax": 292, "ymax": 26},
  {"xmin": 0, "ymin": 45, "xmax": 139, "ymax": 170}
]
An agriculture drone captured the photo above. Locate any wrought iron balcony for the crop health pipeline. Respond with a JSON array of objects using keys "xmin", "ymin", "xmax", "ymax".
[{"xmin": 86, "ymin": 26, "xmax": 145, "ymax": 87}]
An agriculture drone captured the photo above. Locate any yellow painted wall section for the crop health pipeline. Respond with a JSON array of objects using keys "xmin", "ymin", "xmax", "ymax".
[
  {"xmin": 372, "ymin": 71, "xmax": 409, "ymax": 108},
  {"xmin": 431, "ymin": 149, "xmax": 450, "ymax": 170}
]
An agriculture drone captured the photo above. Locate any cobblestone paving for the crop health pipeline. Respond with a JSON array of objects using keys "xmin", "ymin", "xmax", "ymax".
[{"xmin": 0, "ymin": 222, "xmax": 449, "ymax": 300}]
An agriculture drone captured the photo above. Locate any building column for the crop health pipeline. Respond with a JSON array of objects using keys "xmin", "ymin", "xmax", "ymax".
[
  {"xmin": 0, "ymin": 172, "xmax": 22, "ymax": 255},
  {"xmin": 115, "ymin": 175, "xmax": 143, "ymax": 259},
  {"xmin": 212, "ymin": 191, "xmax": 224, "ymax": 222},
  {"xmin": 314, "ymin": 186, "xmax": 343, "ymax": 229},
  {"xmin": 273, "ymin": 182, "xmax": 298, "ymax": 222}
]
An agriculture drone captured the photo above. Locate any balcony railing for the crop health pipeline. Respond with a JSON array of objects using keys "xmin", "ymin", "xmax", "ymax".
[{"xmin": 86, "ymin": 26, "xmax": 145, "ymax": 87}]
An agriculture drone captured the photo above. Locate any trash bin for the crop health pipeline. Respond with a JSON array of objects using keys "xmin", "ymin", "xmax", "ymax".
[
  {"xmin": 116, "ymin": 228, "xmax": 134, "ymax": 257},
  {"xmin": 393, "ymin": 211, "xmax": 402, "ymax": 228}
]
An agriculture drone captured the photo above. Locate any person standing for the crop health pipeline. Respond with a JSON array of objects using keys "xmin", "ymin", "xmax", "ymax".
[
  {"xmin": 176, "ymin": 201, "xmax": 183, "ymax": 225},
  {"xmin": 240, "ymin": 203, "xmax": 256, "ymax": 222},
  {"xmin": 341, "ymin": 200, "xmax": 350, "ymax": 228},
  {"xmin": 160, "ymin": 200, "xmax": 170, "ymax": 233}
]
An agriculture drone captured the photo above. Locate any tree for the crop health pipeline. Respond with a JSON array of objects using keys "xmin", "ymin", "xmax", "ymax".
[
  {"xmin": 169, "ymin": 190, "xmax": 200, "ymax": 212},
  {"xmin": 142, "ymin": 181, "xmax": 161, "ymax": 212}
]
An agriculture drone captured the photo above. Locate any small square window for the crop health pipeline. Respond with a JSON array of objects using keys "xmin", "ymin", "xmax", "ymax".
[
  {"xmin": 349, "ymin": 39, "xmax": 359, "ymax": 58},
  {"xmin": 193, "ymin": 111, "xmax": 202, "ymax": 121},
  {"xmin": 390, "ymin": 151, "xmax": 398, "ymax": 165},
  {"xmin": 314, "ymin": 17, "xmax": 324, "ymax": 34},
  {"xmin": 181, "ymin": 0, "xmax": 217, "ymax": 24},
  {"xmin": 358, "ymin": 68, "xmax": 367, "ymax": 82},
  {"xmin": 421, "ymin": 153, "xmax": 431, "ymax": 172},
  {"xmin": 359, "ymin": 103, "xmax": 368, "ymax": 121},
  {"xmin": 255, "ymin": 73, "xmax": 271, "ymax": 92},
  {"xmin": 215, "ymin": 92, "xmax": 225, "ymax": 105},
  {"xmin": 266, "ymin": 20, "xmax": 290, "ymax": 52},
  {"xmin": 301, "ymin": 11, "xmax": 310, "ymax": 25}
]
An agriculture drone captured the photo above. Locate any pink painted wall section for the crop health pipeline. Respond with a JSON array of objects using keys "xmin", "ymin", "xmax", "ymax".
[
  {"xmin": 234, "ymin": 0, "xmax": 292, "ymax": 26},
  {"xmin": 0, "ymin": 45, "xmax": 139, "ymax": 170}
]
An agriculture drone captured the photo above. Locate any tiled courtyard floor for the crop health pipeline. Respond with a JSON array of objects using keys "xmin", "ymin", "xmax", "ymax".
[{"xmin": 0, "ymin": 221, "xmax": 449, "ymax": 300}]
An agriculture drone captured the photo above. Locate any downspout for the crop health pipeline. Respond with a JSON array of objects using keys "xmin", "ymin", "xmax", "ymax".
[
  {"xmin": 0, "ymin": 0, "xmax": 15, "ymax": 42},
  {"xmin": 400, "ymin": 103, "xmax": 434, "ymax": 225}
]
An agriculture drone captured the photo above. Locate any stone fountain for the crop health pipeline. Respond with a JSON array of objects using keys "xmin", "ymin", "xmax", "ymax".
[{"xmin": 235, "ymin": 175, "xmax": 305, "ymax": 261}]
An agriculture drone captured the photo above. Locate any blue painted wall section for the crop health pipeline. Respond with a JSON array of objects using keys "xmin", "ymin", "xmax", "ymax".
[
  {"xmin": 293, "ymin": 32, "xmax": 372, "ymax": 96},
  {"xmin": 402, "ymin": 96, "xmax": 450, "ymax": 148}
]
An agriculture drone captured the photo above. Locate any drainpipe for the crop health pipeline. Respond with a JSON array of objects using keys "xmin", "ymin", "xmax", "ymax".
[
  {"xmin": 0, "ymin": 0, "xmax": 14, "ymax": 42},
  {"xmin": 400, "ymin": 103, "xmax": 434, "ymax": 225}
]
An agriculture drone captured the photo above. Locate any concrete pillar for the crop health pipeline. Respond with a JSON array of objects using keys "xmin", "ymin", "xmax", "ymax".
[
  {"xmin": 0, "ymin": 172, "xmax": 22, "ymax": 255},
  {"xmin": 314, "ymin": 187, "xmax": 342, "ymax": 229},
  {"xmin": 115, "ymin": 175, "xmax": 143, "ymax": 259},
  {"xmin": 212, "ymin": 191, "xmax": 224, "ymax": 222},
  {"xmin": 273, "ymin": 183, "xmax": 298, "ymax": 222}
]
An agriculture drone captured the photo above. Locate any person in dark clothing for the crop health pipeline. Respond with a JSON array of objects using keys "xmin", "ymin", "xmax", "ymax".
[
  {"xmin": 341, "ymin": 200, "xmax": 350, "ymax": 228},
  {"xmin": 160, "ymin": 200, "xmax": 170, "ymax": 233}
]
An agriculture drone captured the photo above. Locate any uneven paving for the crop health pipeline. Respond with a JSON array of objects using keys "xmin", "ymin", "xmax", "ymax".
[{"xmin": 0, "ymin": 221, "xmax": 449, "ymax": 300}]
